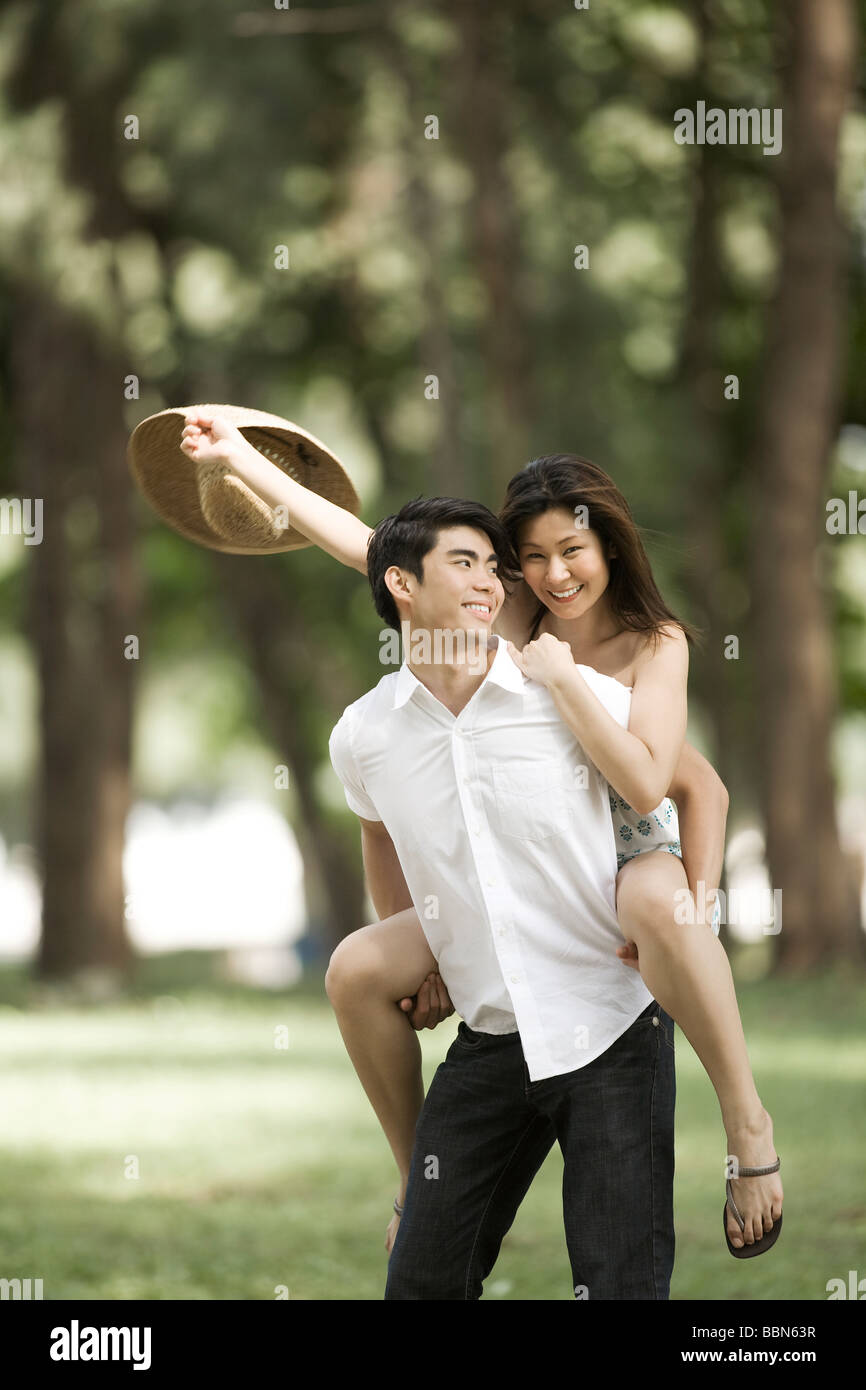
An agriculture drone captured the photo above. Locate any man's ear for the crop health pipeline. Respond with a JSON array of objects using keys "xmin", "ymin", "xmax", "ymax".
[{"xmin": 384, "ymin": 564, "xmax": 413, "ymax": 608}]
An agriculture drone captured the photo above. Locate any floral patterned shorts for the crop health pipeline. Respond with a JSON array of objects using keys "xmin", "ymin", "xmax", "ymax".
[{"xmin": 609, "ymin": 789, "xmax": 721, "ymax": 934}]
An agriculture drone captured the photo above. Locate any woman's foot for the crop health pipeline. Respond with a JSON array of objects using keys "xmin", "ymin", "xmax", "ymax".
[{"xmin": 724, "ymin": 1105, "xmax": 783, "ymax": 1249}]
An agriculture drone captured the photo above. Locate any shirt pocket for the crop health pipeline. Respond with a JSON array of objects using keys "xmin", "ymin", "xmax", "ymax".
[{"xmin": 491, "ymin": 760, "xmax": 575, "ymax": 842}]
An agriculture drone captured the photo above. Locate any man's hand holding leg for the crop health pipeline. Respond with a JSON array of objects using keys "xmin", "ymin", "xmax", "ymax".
[{"xmin": 400, "ymin": 973, "xmax": 455, "ymax": 1030}]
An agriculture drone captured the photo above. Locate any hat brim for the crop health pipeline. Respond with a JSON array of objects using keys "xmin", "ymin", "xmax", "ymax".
[{"xmin": 127, "ymin": 403, "xmax": 361, "ymax": 555}]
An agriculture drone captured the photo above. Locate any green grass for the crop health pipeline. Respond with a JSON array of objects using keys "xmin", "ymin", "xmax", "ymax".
[{"xmin": 0, "ymin": 957, "xmax": 863, "ymax": 1300}]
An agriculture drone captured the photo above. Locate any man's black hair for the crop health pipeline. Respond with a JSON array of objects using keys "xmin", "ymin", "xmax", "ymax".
[{"xmin": 366, "ymin": 496, "xmax": 520, "ymax": 630}]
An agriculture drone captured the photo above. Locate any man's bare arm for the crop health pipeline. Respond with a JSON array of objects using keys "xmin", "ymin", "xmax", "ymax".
[
  {"xmin": 358, "ymin": 818, "xmax": 453, "ymax": 1028},
  {"xmin": 359, "ymin": 817, "xmax": 414, "ymax": 919}
]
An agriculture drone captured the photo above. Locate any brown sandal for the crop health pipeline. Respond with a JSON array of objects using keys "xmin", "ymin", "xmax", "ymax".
[{"xmin": 724, "ymin": 1157, "xmax": 782, "ymax": 1258}]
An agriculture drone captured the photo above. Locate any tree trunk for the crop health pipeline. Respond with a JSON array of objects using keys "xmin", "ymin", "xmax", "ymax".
[
  {"xmin": 750, "ymin": 0, "xmax": 863, "ymax": 968},
  {"xmin": 12, "ymin": 283, "xmax": 137, "ymax": 983},
  {"xmin": 447, "ymin": 0, "xmax": 537, "ymax": 488},
  {"xmin": 377, "ymin": 14, "xmax": 468, "ymax": 498},
  {"xmin": 209, "ymin": 551, "xmax": 367, "ymax": 955},
  {"xmin": 672, "ymin": 0, "xmax": 739, "ymax": 800}
]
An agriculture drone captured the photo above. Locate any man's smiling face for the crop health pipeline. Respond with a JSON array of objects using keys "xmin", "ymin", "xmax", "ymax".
[{"xmin": 387, "ymin": 525, "xmax": 505, "ymax": 637}]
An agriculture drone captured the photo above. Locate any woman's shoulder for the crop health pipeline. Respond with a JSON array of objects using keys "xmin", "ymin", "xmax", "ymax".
[
  {"xmin": 631, "ymin": 623, "xmax": 689, "ymax": 680},
  {"xmin": 641, "ymin": 621, "xmax": 688, "ymax": 651}
]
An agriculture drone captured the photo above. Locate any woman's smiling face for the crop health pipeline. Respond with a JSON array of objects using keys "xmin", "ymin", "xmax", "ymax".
[{"xmin": 517, "ymin": 507, "xmax": 613, "ymax": 617}]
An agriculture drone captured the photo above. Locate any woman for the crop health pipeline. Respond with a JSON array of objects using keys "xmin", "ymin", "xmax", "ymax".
[{"xmin": 180, "ymin": 412, "xmax": 783, "ymax": 1260}]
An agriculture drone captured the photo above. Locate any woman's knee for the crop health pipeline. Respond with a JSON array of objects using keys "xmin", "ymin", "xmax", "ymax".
[
  {"xmin": 324, "ymin": 927, "xmax": 385, "ymax": 1005},
  {"xmin": 617, "ymin": 861, "xmax": 684, "ymax": 941}
]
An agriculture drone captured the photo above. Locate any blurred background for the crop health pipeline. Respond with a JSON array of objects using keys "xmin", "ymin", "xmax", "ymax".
[{"xmin": 0, "ymin": 0, "xmax": 863, "ymax": 1300}]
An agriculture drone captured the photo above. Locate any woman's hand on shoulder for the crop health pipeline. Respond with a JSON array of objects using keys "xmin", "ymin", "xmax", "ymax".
[{"xmin": 506, "ymin": 632, "xmax": 576, "ymax": 687}]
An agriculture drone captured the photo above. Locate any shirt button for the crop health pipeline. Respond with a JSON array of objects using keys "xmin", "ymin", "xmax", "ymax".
[
  {"xmin": 510, "ymin": 973, "xmax": 520, "ymax": 983},
  {"xmin": 652, "ymin": 1016, "xmax": 660, "ymax": 1027},
  {"xmin": 498, "ymin": 928, "xmax": 507, "ymax": 937},
  {"xmin": 472, "ymin": 824, "xmax": 481, "ymax": 834}
]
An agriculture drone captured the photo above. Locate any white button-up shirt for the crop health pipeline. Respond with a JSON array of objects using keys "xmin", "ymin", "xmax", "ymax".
[{"xmin": 328, "ymin": 635, "xmax": 653, "ymax": 1081}]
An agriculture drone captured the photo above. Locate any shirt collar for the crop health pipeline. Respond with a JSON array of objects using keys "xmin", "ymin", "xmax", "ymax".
[{"xmin": 392, "ymin": 633, "xmax": 525, "ymax": 709}]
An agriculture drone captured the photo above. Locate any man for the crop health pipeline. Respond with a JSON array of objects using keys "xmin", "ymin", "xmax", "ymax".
[{"xmin": 328, "ymin": 495, "xmax": 684, "ymax": 1300}]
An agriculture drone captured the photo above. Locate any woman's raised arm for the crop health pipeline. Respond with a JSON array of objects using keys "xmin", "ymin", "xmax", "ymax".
[{"xmin": 181, "ymin": 411, "xmax": 373, "ymax": 574}]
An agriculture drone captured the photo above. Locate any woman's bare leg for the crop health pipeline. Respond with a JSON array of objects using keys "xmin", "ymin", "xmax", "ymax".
[
  {"xmin": 325, "ymin": 908, "xmax": 440, "ymax": 1251},
  {"xmin": 616, "ymin": 851, "xmax": 784, "ymax": 1250}
]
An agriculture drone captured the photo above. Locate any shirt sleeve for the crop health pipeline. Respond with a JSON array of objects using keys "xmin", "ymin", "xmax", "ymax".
[
  {"xmin": 328, "ymin": 709, "xmax": 383, "ymax": 822},
  {"xmin": 574, "ymin": 664, "xmax": 632, "ymax": 729}
]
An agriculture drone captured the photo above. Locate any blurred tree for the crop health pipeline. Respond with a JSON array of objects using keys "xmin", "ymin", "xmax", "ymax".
[
  {"xmin": 669, "ymin": 0, "xmax": 733, "ymax": 789},
  {"xmin": 446, "ymin": 0, "xmax": 538, "ymax": 481},
  {"xmin": 11, "ymin": 285, "xmax": 137, "ymax": 982},
  {"xmin": 749, "ymin": 0, "xmax": 864, "ymax": 966},
  {"xmin": 0, "ymin": 0, "xmax": 149, "ymax": 982},
  {"xmin": 208, "ymin": 548, "xmax": 367, "ymax": 950}
]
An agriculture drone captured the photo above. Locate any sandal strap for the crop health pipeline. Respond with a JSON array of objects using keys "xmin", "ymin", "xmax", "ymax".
[
  {"xmin": 735, "ymin": 1158, "xmax": 780, "ymax": 1177},
  {"xmin": 725, "ymin": 1179, "xmax": 745, "ymax": 1230}
]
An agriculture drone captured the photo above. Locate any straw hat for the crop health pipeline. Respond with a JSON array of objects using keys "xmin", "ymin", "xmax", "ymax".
[{"xmin": 127, "ymin": 403, "xmax": 361, "ymax": 554}]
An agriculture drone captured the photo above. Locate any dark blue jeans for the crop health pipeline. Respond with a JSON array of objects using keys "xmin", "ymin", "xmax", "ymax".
[{"xmin": 385, "ymin": 999, "xmax": 676, "ymax": 1300}]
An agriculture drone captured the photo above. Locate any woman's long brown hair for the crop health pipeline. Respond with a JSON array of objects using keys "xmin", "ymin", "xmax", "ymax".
[{"xmin": 498, "ymin": 454, "xmax": 697, "ymax": 646}]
